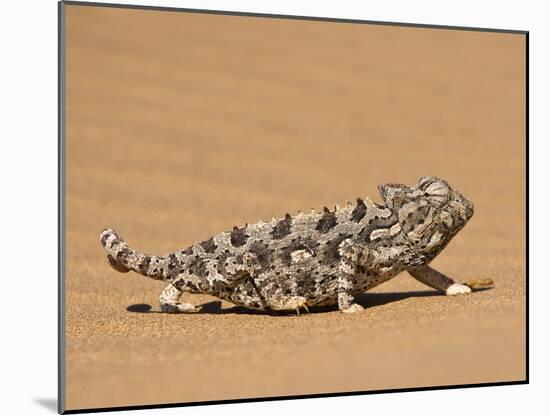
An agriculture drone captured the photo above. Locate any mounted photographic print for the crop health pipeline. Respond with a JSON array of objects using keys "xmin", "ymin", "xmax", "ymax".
[{"xmin": 58, "ymin": 1, "xmax": 528, "ymax": 413}]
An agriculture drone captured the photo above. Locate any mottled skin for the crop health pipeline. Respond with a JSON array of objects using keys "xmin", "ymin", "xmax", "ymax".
[{"xmin": 100, "ymin": 176, "xmax": 474, "ymax": 314}]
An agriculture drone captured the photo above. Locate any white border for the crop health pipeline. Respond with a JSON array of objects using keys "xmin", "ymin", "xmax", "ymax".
[{"xmin": 2, "ymin": 1, "xmax": 544, "ymax": 414}]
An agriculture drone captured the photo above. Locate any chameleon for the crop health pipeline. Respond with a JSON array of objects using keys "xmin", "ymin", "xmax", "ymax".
[{"xmin": 100, "ymin": 176, "xmax": 475, "ymax": 314}]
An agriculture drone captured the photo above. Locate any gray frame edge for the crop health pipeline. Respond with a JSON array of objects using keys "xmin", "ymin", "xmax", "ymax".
[
  {"xmin": 58, "ymin": 1, "xmax": 67, "ymax": 414},
  {"xmin": 62, "ymin": 0, "xmax": 527, "ymax": 35}
]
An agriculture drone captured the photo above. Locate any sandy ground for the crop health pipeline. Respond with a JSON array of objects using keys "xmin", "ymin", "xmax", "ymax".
[{"xmin": 63, "ymin": 5, "xmax": 526, "ymax": 411}]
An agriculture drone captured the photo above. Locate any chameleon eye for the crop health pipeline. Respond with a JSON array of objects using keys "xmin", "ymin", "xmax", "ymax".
[{"xmin": 424, "ymin": 181, "xmax": 450, "ymax": 206}]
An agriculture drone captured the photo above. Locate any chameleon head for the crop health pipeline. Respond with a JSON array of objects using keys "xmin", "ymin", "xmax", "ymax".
[{"xmin": 378, "ymin": 176, "xmax": 474, "ymax": 257}]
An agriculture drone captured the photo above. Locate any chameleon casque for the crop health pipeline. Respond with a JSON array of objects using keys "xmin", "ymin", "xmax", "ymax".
[{"xmin": 100, "ymin": 176, "xmax": 475, "ymax": 314}]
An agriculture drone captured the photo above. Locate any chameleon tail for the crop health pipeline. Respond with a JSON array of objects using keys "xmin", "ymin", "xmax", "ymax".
[{"xmin": 99, "ymin": 228, "xmax": 167, "ymax": 280}]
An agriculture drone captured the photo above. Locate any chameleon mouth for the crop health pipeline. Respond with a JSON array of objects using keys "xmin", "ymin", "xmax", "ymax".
[
  {"xmin": 452, "ymin": 191, "xmax": 474, "ymax": 224},
  {"xmin": 462, "ymin": 198, "xmax": 474, "ymax": 221},
  {"xmin": 467, "ymin": 200, "xmax": 474, "ymax": 218}
]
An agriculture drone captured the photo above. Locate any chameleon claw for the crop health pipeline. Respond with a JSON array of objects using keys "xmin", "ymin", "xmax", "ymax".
[
  {"xmin": 463, "ymin": 278, "xmax": 495, "ymax": 289},
  {"xmin": 294, "ymin": 301, "xmax": 310, "ymax": 316}
]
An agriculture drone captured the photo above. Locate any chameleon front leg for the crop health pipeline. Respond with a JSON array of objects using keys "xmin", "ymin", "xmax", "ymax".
[
  {"xmin": 337, "ymin": 241, "xmax": 365, "ymax": 314},
  {"xmin": 408, "ymin": 265, "xmax": 471, "ymax": 296}
]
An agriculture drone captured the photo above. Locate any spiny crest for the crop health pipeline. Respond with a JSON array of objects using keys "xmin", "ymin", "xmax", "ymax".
[
  {"xmin": 316, "ymin": 205, "xmax": 338, "ymax": 234},
  {"xmin": 351, "ymin": 197, "xmax": 367, "ymax": 222},
  {"xmin": 232, "ymin": 222, "xmax": 248, "ymax": 231},
  {"xmin": 271, "ymin": 212, "xmax": 293, "ymax": 239},
  {"xmin": 230, "ymin": 223, "xmax": 249, "ymax": 247}
]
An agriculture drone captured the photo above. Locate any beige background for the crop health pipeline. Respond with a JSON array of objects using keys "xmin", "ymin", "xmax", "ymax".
[{"xmin": 64, "ymin": 4, "xmax": 526, "ymax": 411}]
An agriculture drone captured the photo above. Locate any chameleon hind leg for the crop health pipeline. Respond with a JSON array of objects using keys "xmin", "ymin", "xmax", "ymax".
[
  {"xmin": 225, "ymin": 253, "xmax": 309, "ymax": 314},
  {"xmin": 408, "ymin": 265, "xmax": 471, "ymax": 296},
  {"xmin": 159, "ymin": 253, "xmax": 261, "ymax": 313},
  {"xmin": 159, "ymin": 282, "xmax": 197, "ymax": 313}
]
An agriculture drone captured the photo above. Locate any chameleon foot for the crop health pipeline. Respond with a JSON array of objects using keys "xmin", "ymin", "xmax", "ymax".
[
  {"xmin": 160, "ymin": 302, "xmax": 197, "ymax": 313},
  {"xmin": 341, "ymin": 303, "xmax": 365, "ymax": 314},
  {"xmin": 445, "ymin": 283, "xmax": 472, "ymax": 296},
  {"xmin": 295, "ymin": 301, "xmax": 310, "ymax": 316},
  {"xmin": 269, "ymin": 296, "xmax": 309, "ymax": 314},
  {"xmin": 463, "ymin": 278, "xmax": 495, "ymax": 289}
]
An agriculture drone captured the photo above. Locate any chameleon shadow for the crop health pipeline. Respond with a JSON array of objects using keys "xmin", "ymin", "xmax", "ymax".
[
  {"xmin": 127, "ymin": 303, "xmax": 153, "ymax": 313},
  {"xmin": 356, "ymin": 286, "xmax": 493, "ymax": 309},
  {"xmin": 125, "ymin": 287, "xmax": 493, "ymax": 316}
]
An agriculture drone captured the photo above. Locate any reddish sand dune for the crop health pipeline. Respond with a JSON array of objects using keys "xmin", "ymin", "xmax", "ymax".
[{"xmin": 64, "ymin": 5, "xmax": 526, "ymax": 410}]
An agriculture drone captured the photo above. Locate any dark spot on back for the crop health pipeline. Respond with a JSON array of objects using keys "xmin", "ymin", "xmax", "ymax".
[
  {"xmin": 248, "ymin": 241, "xmax": 272, "ymax": 272},
  {"xmin": 271, "ymin": 213, "xmax": 292, "ymax": 239},
  {"xmin": 230, "ymin": 227, "xmax": 249, "ymax": 247},
  {"xmin": 320, "ymin": 233, "xmax": 351, "ymax": 265},
  {"xmin": 200, "ymin": 237, "xmax": 217, "ymax": 254},
  {"xmin": 316, "ymin": 209, "xmax": 337, "ymax": 234},
  {"xmin": 181, "ymin": 247, "xmax": 193, "ymax": 255},
  {"xmin": 351, "ymin": 198, "xmax": 367, "ymax": 222}
]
